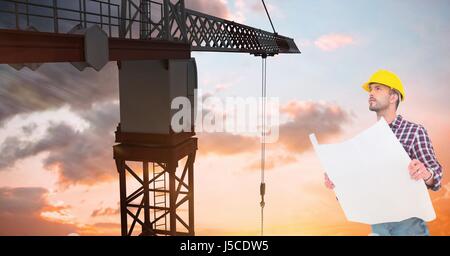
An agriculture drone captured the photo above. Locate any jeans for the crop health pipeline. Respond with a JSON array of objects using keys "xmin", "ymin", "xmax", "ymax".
[{"xmin": 371, "ymin": 217, "xmax": 429, "ymax": 236}]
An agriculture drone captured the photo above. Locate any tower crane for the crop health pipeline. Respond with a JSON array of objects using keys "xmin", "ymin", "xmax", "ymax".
[{"xmin": 0, "ymin": 0, "xmax": 300, "ymax": 236}]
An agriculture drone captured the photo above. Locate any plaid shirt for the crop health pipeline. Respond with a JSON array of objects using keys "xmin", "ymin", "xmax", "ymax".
[{"xmin": 389, "ymin": 115, "xmax": 442, "ymax": 191}]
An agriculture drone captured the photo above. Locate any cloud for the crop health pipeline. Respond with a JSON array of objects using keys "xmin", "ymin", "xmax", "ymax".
[
  {"xmin": 314, "ymin": 34, "xmax": 356, "ymax": 52},
  {"xmin": 297, "ymin": 38, "xmax": 313, "ymax": 48},
  {"xmin": 0, "ymin": 187, "xmax": 47, "ymax": 214},
  {"xmin": 197, "ymin": 101, "xmax": 352, "ymax": 156},
  {"xmin": 77, "ymin": 222, "xmax": 121, "ymax": 236},
  {"xmin": 0, "ymin": 186, "xmax": 122, "ymax": 235},
  {"xmin": 250, "ymin": 0, "xmax": 272, "ymax": 13},
  {"xmin": 42, "ymin": 102, "xmax": 119, "ymax": 185},
  {"xmin": 185, "ymin": 0, "xmax": 231, "ymax": 20},
  {"xmin": 0, "ymin": 101, "xmax": 119, "ymax": 186},
  {"xmin": 0, "ymin": 63, "xmax": 118, "ymax": 126},
  {"xmin": 0, "ymin": 123, "xmax": 78, "ymax": 170},
  {"xmin": 231, "ymin": 0, "xmax": 246, "ymax": 23},
  {"xmin": 249, "ymin": 0, "xmax": 283, "ymax": 20},
  {"xmin": 278, "ymin": 101, "xmax": 353, "ymax": 153},
  {"xmin": 91, "ymin": 207, "xmax": 120, "ymax": 217},
  {"xmin": 92, "ymin": 222, "xmax": 120, "ymax": 229},
  {"xmin": 0, "ymin": 96, "xmax": 350, "ymax": 183},
  {"xmin": 0, "ymin": 187, "xmax": 78, "ymax": 235}
]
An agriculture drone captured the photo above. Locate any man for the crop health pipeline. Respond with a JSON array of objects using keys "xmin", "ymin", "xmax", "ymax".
[{"xmin": 324, "ymin": 70, "xmax": 443, "ymax": 236}]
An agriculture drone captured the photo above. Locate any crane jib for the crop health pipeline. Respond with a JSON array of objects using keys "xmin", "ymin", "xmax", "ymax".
[{"xmin": 0, "ymin": 0, "xmax": 300, "ymax": 60}]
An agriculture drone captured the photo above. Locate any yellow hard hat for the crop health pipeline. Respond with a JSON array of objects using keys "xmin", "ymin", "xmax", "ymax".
[{"xmin": 362, "ymin": 70, "xmax": 405, "ymax": 101}]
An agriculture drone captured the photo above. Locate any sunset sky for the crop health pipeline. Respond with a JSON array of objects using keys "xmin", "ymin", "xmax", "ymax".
[{"xmin": 0, "ymin": 0, "xmax": 449, "ymax": 236}]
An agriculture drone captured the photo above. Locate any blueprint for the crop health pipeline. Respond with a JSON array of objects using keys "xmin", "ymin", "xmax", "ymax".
[{"xmin": 309, "ymin": 117, "xmax": 436, "ymax": 225}]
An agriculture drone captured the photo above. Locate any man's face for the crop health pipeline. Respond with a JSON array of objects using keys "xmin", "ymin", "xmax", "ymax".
[{"xmin": 368, "ymin": 83, "xmax": 392, "ymax": 112}]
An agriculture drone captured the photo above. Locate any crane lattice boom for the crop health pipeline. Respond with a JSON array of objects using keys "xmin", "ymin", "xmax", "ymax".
[{"xmin": 0, "ymin": 0, "xmax": 299, "ymax": 61}]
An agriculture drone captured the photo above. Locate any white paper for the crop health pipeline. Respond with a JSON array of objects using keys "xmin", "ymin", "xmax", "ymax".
[{"xmin": 309, "ymin": 117, "xmax": 436, "ymax": 225}]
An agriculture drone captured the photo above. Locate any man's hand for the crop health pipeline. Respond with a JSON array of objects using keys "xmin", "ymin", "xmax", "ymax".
[
  {"xmin": 408, "ymin": 159, "xmax": 432, "ymax": 181},
  {"xmin": 324, "ymin": 173, "xmax": 335, "ymax": 189}
]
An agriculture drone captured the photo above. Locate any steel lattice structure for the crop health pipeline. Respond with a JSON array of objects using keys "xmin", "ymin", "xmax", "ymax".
[
  {"xmin": 0, "ymin": 0, "xmax": 300, "ymax": 236},
  {"xmin": 113, "ymin": 130, "xmax": 197, "ymax": 236},
  {"xmin": 0, "ymin": 0, "xmax": 299, "ymax": 55}
]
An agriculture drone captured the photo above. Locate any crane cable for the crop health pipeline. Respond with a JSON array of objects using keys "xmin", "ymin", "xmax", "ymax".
[
  {"xmin": 261, "ymin": 0, "xmax": 277, "ymax": 34},
  {"xmin": 259, "ymin": 0, "xmax": 276, "ymax": 237},
  {"xmin": 260, "ymin": 56, "xmax": 267, "ymax": 236}
]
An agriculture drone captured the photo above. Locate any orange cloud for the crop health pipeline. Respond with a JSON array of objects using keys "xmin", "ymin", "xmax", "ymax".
[
  {"xmin": 314, "ymin": 34, "xmax": 356, "ymax": 52},
  {"xmin": 91, "ymin": 207, "xmax": 120, "ymax": 218},
  {"xmin": 77, "ymin": 222, "xmax": 120, "ymax": 236},
  {"xmin": 0, "ymin": 187, "xmax": 78, "ymax": 235},
  {"xmin": 0, "ymin": 186, "xmax": 124, "ymax": 236}
]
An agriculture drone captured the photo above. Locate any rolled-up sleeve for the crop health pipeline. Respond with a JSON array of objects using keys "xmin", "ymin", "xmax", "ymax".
[{"xmin": 412, "ymin": 126, "xmax": 443, "ymax": 191}]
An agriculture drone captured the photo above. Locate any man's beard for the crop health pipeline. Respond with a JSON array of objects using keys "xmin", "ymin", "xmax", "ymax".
[{"xmin": 369, "ymin": 100, "xmax": 388, "ymax": 112}]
